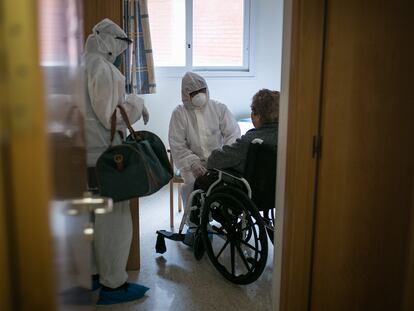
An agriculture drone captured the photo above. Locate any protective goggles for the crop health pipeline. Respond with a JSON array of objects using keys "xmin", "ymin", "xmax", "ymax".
[{"xmin": 115, "ymin": 36, "xmax": 133, "ymax": 44}]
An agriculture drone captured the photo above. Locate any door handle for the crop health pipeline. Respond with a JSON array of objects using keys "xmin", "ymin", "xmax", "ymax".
[
  {"xmin": 62, "ymin": 192, "xmax": 113, "ymax": 239},
  {"xmin": 64, "ymin": 191, "xmax": 113, "ymax": 216}
]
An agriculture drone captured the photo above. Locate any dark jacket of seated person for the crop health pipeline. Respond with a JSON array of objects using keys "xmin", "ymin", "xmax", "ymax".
[
  {"xmin": 206, "ymin": 122, "xmax": 278, "ymax": 174},
  {"xmin": 194, "ymin": 89, "xmax": 279, "ymax": 191}
]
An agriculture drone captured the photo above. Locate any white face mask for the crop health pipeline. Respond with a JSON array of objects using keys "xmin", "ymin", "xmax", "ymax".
[{"xmin": 191, "ymin": 93, "xmax": 207, "ymax": 107}]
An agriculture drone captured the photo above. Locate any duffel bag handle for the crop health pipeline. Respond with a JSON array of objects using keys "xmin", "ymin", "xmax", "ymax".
[{"xmin": 110, "ymin": 105, "xmax": 144, "ymax": 143}]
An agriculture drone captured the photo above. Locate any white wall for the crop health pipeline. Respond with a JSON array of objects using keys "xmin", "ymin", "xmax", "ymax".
[{"xmin": 135, "ymin": 0, "xmax": 284, "ymax": 145}]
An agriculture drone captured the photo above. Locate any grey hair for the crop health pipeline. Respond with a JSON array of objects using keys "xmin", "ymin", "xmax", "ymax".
[{"xmin": 251, "ymin": 89, "xmax": 280, "ymax": 123}]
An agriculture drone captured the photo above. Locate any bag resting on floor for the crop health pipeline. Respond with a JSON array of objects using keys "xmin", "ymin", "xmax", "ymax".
[{"xmin": 96, "ymin": 105, "xmax": 173, "ymax": 202}]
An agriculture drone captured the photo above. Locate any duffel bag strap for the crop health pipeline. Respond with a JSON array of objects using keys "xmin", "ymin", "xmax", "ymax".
[
  {"xmin": 110, "ymin": 110, "xmax": 124, "ymax": 144},
  {"xmin": 110, "ymin": 105, "xmax": 144, "ymax": 143},
  {"xmin": 117, "ymin": 105, "xmax": 144, "ymax": 141}
]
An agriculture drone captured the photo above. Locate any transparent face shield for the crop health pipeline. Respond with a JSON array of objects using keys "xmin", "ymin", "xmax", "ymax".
[{"xmin": 115, "ymin": 36, "xmax": 133, "ymax": 91}]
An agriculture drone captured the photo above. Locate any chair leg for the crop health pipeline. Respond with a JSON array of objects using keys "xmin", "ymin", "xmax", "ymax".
[
  {"xmin": 177, "ymin": 184, "xmax": 182, "ymax": 212},
  {"xmin": 169, "ymin": 180, "xmax": 174, "ymax": 228}
]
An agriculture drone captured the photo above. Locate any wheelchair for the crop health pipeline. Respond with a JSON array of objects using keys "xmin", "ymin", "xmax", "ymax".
[{"xmin": 156, "ymin": 141, "xmax": 276, "ymax": 285}]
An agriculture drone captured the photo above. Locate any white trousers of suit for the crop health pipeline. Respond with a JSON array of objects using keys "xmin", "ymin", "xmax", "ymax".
[{"xmin": 93, "ymin": 200, "xmax": 132, "ymax": 288}]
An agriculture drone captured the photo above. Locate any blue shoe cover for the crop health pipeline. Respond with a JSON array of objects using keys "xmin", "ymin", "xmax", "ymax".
[{"xmin": 97, "ymin": 283, "xmax": 149, "ymax": 305}]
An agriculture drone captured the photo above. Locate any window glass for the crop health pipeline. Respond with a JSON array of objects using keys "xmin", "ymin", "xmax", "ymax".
[
  {"xmin": 147, "ymin": 0, "xmax": 186, "ymax": 66},
  {"xmin": 193, "ymin": 0, "xmax": 244, "ymax": 67}
]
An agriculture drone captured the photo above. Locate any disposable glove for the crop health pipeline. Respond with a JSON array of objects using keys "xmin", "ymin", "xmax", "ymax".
[
  {"xmin": 123, "ymin": 94, "xmax": 144, "ymax": 125},
  {"xmin": 142, "ymin": 105, "xmax": 149, "ymax": 125},
  {"xmin": 190, "ymin": 160, "xmax": 207, "ymax": 178}
]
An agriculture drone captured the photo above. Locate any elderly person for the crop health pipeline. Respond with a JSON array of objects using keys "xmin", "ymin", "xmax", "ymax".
[{"xmin": 207, "ymin": 89, "xmax": 279, "ymax": 173}]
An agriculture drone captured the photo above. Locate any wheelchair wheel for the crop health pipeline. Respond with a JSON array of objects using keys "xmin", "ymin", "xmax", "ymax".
[{"xmin": 200, "ymin": 186, "xmax": 268, "ymax": 285}]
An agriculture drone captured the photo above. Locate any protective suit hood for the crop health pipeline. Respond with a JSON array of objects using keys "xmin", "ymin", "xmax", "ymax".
[
  {"xmin": 84, "ymin": 18, "xmax": 129, "ymax": 63},
  {"xmin": 181, "ymin": 72, "xmax": 210, "ymax": 110}
]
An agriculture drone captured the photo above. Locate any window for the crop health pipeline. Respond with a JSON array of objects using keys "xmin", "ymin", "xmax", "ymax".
[{"xmin": 147, "ymin": 0, "xmax": 251, "ymax": 75}]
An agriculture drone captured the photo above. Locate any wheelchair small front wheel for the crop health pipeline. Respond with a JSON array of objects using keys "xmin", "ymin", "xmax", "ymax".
[
  {"xmin": 193, "ymin": 231, "xmax": 205, "ymax": 260},
  {"xmin": 200, "ymin": 186, "xmax": 268, "ymax": 285}
]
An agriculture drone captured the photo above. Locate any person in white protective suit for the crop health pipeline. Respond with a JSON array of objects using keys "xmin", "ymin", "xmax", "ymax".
[
  {"xmin": 84, "ymin": 18, "xmax": 149, "ymax": 305},
  {"xmin": 168, "ymin": 72, "xmax": 241, "ymax": 228}
]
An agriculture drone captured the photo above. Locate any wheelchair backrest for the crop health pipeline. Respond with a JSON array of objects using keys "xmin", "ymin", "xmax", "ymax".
[{"xmin": 244, "ymin": 142, "xmax": 277, "ymax": 211}]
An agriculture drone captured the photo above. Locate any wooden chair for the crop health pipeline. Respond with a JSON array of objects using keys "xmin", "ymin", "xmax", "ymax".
[{"xmin": 168, "ymin": 150, "xmax": 184, "ymax": 227}]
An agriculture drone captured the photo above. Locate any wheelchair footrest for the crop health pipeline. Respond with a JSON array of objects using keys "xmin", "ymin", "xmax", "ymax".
[
  {"xmin": 156, "ymin": 230, "xmax": 185, "ymax": 241},
  {"xmin": 155, "ymin": 230, "xmax": 186, "ymax": 254}
]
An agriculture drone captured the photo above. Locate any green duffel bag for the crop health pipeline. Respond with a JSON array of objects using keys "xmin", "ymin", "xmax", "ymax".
[
  {"xmin": 96, "ymin": 105, "xmax": 173, "ymax": 202},
  {"xmin": 126, "ymin": 130, "xmax": 172, "ymax": 178}
]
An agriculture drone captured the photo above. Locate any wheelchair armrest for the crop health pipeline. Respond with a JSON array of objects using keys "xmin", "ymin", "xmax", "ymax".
[
  {"xmin": 209, "ymin": 169, "xmax": 252, "ymax": 198},
  {"xmin": 213, "ymin": 168, "xmax": 243, "ymax": 179}
]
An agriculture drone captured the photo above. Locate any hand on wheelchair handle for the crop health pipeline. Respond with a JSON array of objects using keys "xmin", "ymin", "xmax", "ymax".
[{"xmin": 190, "ymin": 160, "xmax": 207, "ymax": 178}]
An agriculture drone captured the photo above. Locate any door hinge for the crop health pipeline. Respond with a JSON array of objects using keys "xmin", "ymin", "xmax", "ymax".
[{"xmin": 312, "ymin": 135, "xmax": 322, "ymax": 159}]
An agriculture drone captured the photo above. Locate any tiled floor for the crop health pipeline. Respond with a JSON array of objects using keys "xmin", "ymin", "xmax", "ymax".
[{"xmin": 60, "ymin": 185, "xmax": 275, "ymax": 310}]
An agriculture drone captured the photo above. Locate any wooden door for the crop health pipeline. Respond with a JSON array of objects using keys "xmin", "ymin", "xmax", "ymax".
[
  {"xmin": 0, "ymin": 133, "xmax": 12, "ymax": 311},
  {"xmin": 280, "ymin": 0, "xmax": 414, "ymax": 310},
  {"xmin": 0, "ymin": 0, "xmax": 56, "ymax": 309},
  {"xmin": 0, "ymin": 0, "xmax": 113, "ymax": 309},
  {"xmin": 83, "ymin": 0, "xmax": 122, "ymax": 40},
  {"xmin": 311, "ymin": 0, "xmax": 414, "ymax": 309},
  {"xmin": 0, "ymin": 9, "xmax": 12, "ymax": 309}
]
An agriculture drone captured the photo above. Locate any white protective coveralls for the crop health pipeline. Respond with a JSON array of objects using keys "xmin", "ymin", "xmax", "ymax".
[
  {"xmin": 84, "ymin": 19, "xmax": 148, "ymax": 288},
  {"xmin": 168, "ymin": 72, "xmax": 241, "ymax": 209}
]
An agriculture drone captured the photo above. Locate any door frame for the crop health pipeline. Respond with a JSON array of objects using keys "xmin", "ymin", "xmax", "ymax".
[
  {"xmin": 274, "ymin": 0, "xmax": 414, "ymax": 310},
  {"xmin": 273, "ymin": 0, "xmax": 326, "ymax": 310}
]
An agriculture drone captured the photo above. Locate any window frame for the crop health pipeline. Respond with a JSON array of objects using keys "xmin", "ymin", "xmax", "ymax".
[{"xmin": 153, "ymin": 0, "xmax": 254, "ymax": 78}]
